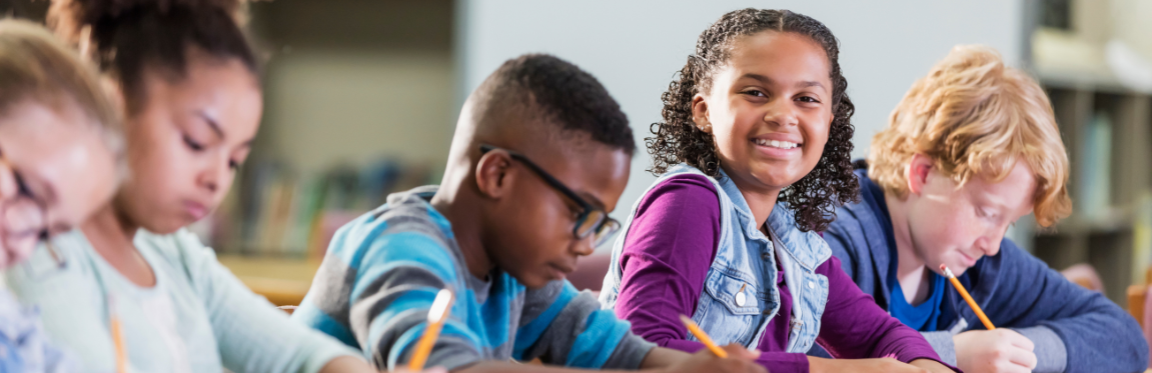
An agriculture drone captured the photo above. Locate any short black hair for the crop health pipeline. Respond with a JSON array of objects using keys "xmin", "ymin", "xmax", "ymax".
[{"xmin": 484, "ymin": 54, "xmax": 635, "ymax": 155}]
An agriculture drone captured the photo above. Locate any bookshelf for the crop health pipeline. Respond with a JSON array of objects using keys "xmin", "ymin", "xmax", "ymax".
[
  {"xmin": 196, "ymin": 0, "xmax": 454, "ymax": 261},
  {"xmin": 207, "ymin": 1, "xmax": 456, "ymax": 304},
  {"xmin": 1032, "ymin": 80, "xmax": 1152, "ymax": 304}
]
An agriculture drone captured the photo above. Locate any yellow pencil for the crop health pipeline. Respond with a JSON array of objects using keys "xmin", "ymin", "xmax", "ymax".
[
  {"xmin": 679, "ymin": 315, "xmax": 728, "ymax": 358},
  {"xmin": 941, "ymin": 264, "xmax": 995, "ymax": 330},
  {"xmin": 108, "ymin": 295, "xmax": 127, "ymax": 373},
  {"xmin": 409, "ymin": 289, "xmax": 455, "ymax": 371}
]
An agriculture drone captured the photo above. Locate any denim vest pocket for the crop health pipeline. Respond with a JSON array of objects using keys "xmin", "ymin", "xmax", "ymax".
[
  {"xmin": 786, "ymin": 271, "xmax": 831, "ymax": 352},
  {"xmin": 695, "ymin": 269, "xmax": 761, "ymax": 345}
]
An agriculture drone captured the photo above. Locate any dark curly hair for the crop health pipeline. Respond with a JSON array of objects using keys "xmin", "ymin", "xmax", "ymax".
[{"xmin": 647, "ymin": 8, "xmax": 859, "ymax": 232}]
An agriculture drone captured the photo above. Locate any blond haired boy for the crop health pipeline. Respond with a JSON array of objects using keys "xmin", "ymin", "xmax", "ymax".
[{"xmin": 817, "ymin": 45, "xmax": 1147, "ymax": 373}]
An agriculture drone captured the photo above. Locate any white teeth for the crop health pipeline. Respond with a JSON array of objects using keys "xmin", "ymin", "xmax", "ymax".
[{"xmin": 753, "ymin": 138, "xmax": 800, "ymax": 149}]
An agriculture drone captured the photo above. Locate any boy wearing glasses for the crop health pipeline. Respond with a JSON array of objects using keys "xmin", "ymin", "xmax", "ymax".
[{"xmin": 293, "ymin": 54, "xmax": 765, "ymax": 373}]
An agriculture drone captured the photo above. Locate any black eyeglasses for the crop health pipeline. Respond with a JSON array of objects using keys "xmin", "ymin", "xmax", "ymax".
[{"xmin": 479, "ymin": 144, "xmax": 621, "ymax": 247}]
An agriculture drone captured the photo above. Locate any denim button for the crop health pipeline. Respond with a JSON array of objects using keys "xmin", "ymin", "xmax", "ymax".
[
  {"xmin": 736, "ymin": 291, "xmax": 747, "ymax": 306},
  {"xmin": 807, "ymin": 281, "xmax": 815, "ymax": 289},
  {"xmin": 761, "ymin": 252, "xmax": 770, "ymax": 260}
]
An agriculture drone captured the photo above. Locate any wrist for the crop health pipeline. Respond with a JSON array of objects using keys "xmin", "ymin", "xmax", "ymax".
[
  {"xmin": 806, "ymin": 355, "xmax": 831, "ymax": 373},
  {"xmin": 909, "ymin": 358, "xmax": 952, "ymax": 372}
]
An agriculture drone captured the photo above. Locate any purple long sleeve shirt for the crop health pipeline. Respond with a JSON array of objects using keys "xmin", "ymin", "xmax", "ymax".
[{"xmin": 613, "ymin": 175, "xmax": 950, "ymax": 372}]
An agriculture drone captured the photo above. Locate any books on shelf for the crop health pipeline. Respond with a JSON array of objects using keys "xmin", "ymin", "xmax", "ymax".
[
  {"xmin": 1077, "ymin": 111, "xmax": 1113, "ymax": 219},
  {"xmin": 202, "ymin": 158, "xmax": 433, "ymax": 259},
  {"xmin": 1134, "ymin": 193, "xmax": 1152, "ymax": 285}
]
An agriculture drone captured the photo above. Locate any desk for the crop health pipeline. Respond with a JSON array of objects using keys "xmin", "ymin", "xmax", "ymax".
[{"xmin": 217, "ymin": 255, "xmax": 320, "ymax": 307}]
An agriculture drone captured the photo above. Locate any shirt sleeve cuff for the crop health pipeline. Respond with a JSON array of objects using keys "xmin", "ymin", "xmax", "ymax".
[
  {"xmin": 1014, "ymin": 326, "xmax": 1067, "ymax": 373},
  {"xmin": 920, "ymin": 331, "xmax": 957, "ymax": 366},
  {"xmin": 603, "ymin": 333, "xmax": 657, "ymax": 369},
  {"xmin": 757, "ymin": 352, "xmax": 809, "ymax": 373}
]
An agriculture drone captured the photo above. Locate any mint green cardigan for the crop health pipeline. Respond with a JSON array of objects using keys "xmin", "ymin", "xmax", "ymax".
[{"xmin": 6, "ymin": 228, "xmax": 359, "ymax": 373}]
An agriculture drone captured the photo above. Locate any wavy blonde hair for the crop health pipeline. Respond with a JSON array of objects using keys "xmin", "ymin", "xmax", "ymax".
[{"xmin": 867, "ymin": 45, "xmax": 1071, "ymax": 227}]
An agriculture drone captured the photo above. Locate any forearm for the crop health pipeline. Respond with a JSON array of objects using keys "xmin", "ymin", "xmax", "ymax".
[
  {"xmin": 200, "ymin": 252, "xmax": 361, "ymax": 372},
  {"xmin": 659, "ymin": 338, "xmax": 809, "ymax": 373},
  {"xmin": 908, "ymin": 358, "xmax": 958, "ymax": 373},
  {"xmin": 1031, "ymin": 312, "xmax": 1147, "ymax": 371},
  {"xmin": 990, "ymin": 242, "xmax": 1149, "ymax": 371},
  {"xmin": 456, "ymin": 361, "xmax": 659, "ymax": 373},
  {"xmin": 639, "ymin": 347, "xmax": 689, "ymax": 369},
  {"xmin": 1012, "ymin": 326, "xmax": 1066, "ymax": 373}
]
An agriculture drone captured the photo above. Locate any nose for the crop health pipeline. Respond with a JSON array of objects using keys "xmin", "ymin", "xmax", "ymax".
[
  {"xmin": 763, "ymin": 96, "xmax": 799, "ymax": 128},
  {"xmin": 976, "ymin": 228, "xmax": 1005, "ymax": 257},
  {"xmin": 571, "ymin": 236, "xmax": 595, "ymax": 257},
  {"xmin": 197, "ymin": 154, "xmax": 231, "ymax": 194},
  {"xmin": 200, "ymin": 171, "xmax": 219, "ymax": 194}
]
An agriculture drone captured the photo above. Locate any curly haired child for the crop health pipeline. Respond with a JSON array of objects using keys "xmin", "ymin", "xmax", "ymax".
[{"xmin": 600, "ymin": 8, "xmax": 956, "ymax": 373}]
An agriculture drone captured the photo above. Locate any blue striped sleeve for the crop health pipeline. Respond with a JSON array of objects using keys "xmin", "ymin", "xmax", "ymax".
[
  {"xmin": 345, "ymin": 227, "xmax": 483, "ymax": 370},
  {"xmin": 515, "ymin": 281, "xmax": 655, "ymax": 369}
]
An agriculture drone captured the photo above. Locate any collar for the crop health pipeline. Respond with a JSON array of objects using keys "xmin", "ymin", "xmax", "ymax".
[{"xmin": 716, "ymin": 168, "xmax": 831, "ymax": 271}]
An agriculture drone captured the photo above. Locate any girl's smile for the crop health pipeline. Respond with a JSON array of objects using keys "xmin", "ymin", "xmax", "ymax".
[
  {"xmin": 695, "ymin": 30, "xmax": 833, "ymax": 199},
  {"xmin": 750, "ymin": 132, "xmax": 804, "ymax": 159}
]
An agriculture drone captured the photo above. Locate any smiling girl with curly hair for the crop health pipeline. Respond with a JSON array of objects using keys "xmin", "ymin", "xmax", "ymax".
[{"xmin": 600, "ymin": 9, "xmax": 956, "ymax": 373}]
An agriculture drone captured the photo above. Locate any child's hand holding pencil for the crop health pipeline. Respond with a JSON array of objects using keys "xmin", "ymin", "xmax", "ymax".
[
  {"xmin": 666, "ymin": 343, "xmax": 766, "ymax": 373},
  {"xmin": 940, "ymin": 264, "xmax": 1037, "ymax": 373},
  {"xmin": 664, "ymin": 315, "xmax": 766, "ymax": 373}
]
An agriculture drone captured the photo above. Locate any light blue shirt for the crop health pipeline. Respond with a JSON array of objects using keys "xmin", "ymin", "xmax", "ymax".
[{"xmin": 6, "ymin": 229, "xmax": 359, "ymax": 373}]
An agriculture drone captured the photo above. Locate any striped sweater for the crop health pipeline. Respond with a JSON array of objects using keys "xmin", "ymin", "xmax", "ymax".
[{"xmin": 291, "ymin": 186, "xmax": 656, "ymax": 371}]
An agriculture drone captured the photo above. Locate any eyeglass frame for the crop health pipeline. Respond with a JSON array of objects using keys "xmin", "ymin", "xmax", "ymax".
[
  {"xmin": 478, "ymin": 144, "xmax": 621, "ymax": 246},
  {"xmin": 0, "ymin": 147, "xmax": 63, "ymax": 270}
]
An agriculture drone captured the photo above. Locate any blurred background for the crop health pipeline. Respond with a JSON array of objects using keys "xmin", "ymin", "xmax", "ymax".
[{"xmin": 3, "ymin": 0, "xmax": 1152, "ymax": 316}]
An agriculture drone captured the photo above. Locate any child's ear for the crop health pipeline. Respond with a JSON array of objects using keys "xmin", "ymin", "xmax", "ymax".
[
  {"xmin": 691, "ymin": 94, "xmax": 712, "ymax": 134},
  {"xmin": 906, "ymin": 153, "xmax": 933, "ymax": 195},
  {"xmin": 474, "ymin": 149, "xmax": 515, "ymax": 199}
]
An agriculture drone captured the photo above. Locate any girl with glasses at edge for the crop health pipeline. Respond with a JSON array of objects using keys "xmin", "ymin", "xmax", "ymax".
[
  {"xmin": 6, "ymin": 0, "xmax": 434, "ymax": 372},
  {"xmin": 0, "ymin": 19, "xmax": 124, "ymax": 372}
]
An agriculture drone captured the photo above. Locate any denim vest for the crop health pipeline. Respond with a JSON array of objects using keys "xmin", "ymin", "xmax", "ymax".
[{"xmin": 600, "ymin": 164, "xmax": 831, "ymax": 353}]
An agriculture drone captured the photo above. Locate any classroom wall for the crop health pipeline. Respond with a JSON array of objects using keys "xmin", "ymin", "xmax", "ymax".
[
  {"xmin": 261, "ymin": 50, "xmax": 454, "ymax": 174},
  {"xmin": 456, "ymin": 0, "xmax": 1026, "ymax": 248},
  {"xmin": 253, "ymin": 0, "xmax": 456, "ymax": 175}
]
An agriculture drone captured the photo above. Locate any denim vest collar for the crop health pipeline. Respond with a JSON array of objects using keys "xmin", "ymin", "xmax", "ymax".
[
  {"xmin": 715, "ymin": 167, "xmax": 830, "ymax": 271},
  {"xmin": 601, "ymin": 164, "xmax": 831, "ymax": 353}
]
